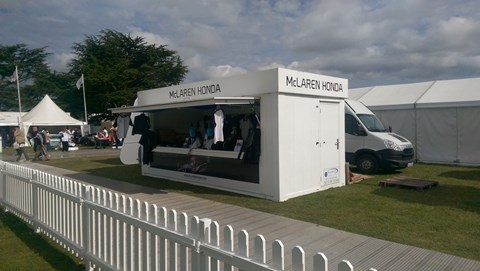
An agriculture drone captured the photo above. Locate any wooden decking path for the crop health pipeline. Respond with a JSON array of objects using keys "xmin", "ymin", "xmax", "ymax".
[{"xmin": 22, "ymin": 161, "xmax": 480, "ymax": 271}]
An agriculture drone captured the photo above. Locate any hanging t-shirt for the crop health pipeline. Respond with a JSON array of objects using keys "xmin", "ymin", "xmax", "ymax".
[
  {"xmin": 214, "ymin": 108, "xmax": 224, "ymax": 143},
  {"xmin": 132, "ymin": 113, "xmax": 151, "ymax": 135},
  {"xmin": 239, "ymin": 117, "xmax": 253, "ymax": 140},
  {"xmin": 116, "ymin": 115, "xmax": 131, "ymax": 139}
]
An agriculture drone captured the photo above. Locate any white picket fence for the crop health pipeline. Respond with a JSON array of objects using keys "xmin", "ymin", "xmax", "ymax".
[{"xmin": 0, "ymin": 161, "xmax": 377, "ymax": 271}]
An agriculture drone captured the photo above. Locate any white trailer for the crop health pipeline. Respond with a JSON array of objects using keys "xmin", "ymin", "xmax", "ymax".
[{"xmin": 111, "ymin": 68, "xmax": 348, "ymax": 201}]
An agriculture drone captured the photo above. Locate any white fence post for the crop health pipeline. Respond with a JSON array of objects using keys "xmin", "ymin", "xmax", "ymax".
[
  {"xmin": 254, "ymin": 234, "xmax": 266, "ymax": 264},
  {"xmin": 292, "ymin": 246, "xmax": 305, "ymax": 271},
  {"xmin": 140, "ymin": 201, "xmax": 149, "ymax": 271},
  {"xmin": 313, "ymin": 252, "xmax": 328, "ymax": 271},
  {"xmin": 238, "ymin": 229, "xmax": 249, "ymax": 271},
  {"xmin": 109, "ymin": 192, "xmax": 117, "ymax": 268},
  {"xmin": 149, "ymin": 204, "xmax": 159, "ymax": 271},
  {"xmin": 168, "ymin": 209, "xmax": 178, "ymax": 271},
  {"xmin": 338, "ymin": 260, "xmax": 354, "ymax": 271},
  {"xmin": 179, "ymin": 212, "xmax": 189, "ymax": 271},
  {"xmin": 0, "ymin": 163, "xmax": 5, "ymax": 208},
  {"xmin": 30, "ymin": 171, "xmax": 40, "ymax": 233},
  {"xmin": 272, "ymin": 240, "xmax": 285, "ymax": 270},
  {"xmin": 126, "ymin": 197, "xmax": 134, "ymax": 271},
  {"xmin": 210, "ymin": 221, "xmax": 220, "ymax": 271},
  {"xmin": 199, "ymin": 218, "xmax": 212, "ymax": 271},
  {"xmin": 81, "ymin": 185, "xmax": 92, "ymax": 271},
  {"xmin": 159, "ymin": 207, "xmax": 168, "ymax": 271},
  {"xmin": 191, "ymin": 216, "xmax": 200, "ymax": 271},
  {"xmin": 133, "ymin": 199, "xmax": 141, "ymax": 271},
  {"xmin": 223, "ymin": 225, "xmax": 234, "ymax": 271}
]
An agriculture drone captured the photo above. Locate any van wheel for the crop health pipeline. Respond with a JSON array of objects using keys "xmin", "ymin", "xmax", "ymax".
[{"xmin": 357, "ymin": 154, "xmax": 378, "ymax": 174}]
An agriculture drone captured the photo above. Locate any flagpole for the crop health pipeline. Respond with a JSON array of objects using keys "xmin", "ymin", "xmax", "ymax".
[
  {"xmin": 81, "ymin": 74, "xmax": 88, "ymax": 124},
  {"xmin": 15, "ymin": 66, "xmax": 22, "ymax": 125}
]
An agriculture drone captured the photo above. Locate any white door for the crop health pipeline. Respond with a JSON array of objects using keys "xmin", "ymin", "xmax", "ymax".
[{"xmin": 319, "ymin": 101, "xmax": 341, "ymax": 186}]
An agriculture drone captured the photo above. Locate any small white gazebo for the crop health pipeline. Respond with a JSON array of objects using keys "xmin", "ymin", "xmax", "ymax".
[{"xmin": 21, "ymin": 94, "xmax": 86, "ymax": 134}]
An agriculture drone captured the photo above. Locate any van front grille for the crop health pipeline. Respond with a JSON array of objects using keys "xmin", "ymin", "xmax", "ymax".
[{"xmin": 403, "ymin": 148, "xmax": 414, "ymax": 158}]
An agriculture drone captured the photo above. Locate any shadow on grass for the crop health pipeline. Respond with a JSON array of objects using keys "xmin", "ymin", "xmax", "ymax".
[
  {"xmin": 57, "ymin": 158, "xmax": 252, "ymax": 200},
  {"xmin": 63, "ymin": 171, "xmax": 170, "ymax": 195},
  {"xmin": 439, "ymin": 170, "xmax": 480, "ymax": 181},
  {"xmin": 371, "ymin": 183, "xmax": 480, "ymax": 214},
  {"xmin": 350, "ymin": 167, "xmax": 405, "ymax": 176},
  {"xmin": 0, "ymin": 210, "xmax": 83, "ymax": 271},
  {"xmin": 89, "ymin": 157, "xmax": 123, "ymax": 166}
]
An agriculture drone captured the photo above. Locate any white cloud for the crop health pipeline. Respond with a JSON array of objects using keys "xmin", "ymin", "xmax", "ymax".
[
  {"xmin": 185, "ymin": 54, "xmax": 203, "ymax": 70},
  {"xmin": 184, "ymin": 25, "xmax": 222, "ymax": 51},
  {"xmin": 37, "ymin": 16, "xmax": 68, "ymax": 24},
  {"xmin": 206, "ymin": 65, "xmax": 247, "ymax": 79},
  {"xmin": 273, "ymin": 0, "xmax": 302, "ymax": 14},
  {"xmin": 258, "ymin": 62, "xmax": 286, "ymax": 71},
  {"xmin": 1, "ymin": 0, "xmax": 480, "ymax": 87},
  {"xmin": 127, "ymin": 27, "xmax": 174, "ymax": 47},
  {"xmin": 49, "ymin": 52, "xmax": 75, "ymax": 72}
]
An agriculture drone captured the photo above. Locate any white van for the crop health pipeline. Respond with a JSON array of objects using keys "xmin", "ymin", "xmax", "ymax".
[{"xmin": 345, "ymin": 99, "xmax": 414, "ymax": 173}]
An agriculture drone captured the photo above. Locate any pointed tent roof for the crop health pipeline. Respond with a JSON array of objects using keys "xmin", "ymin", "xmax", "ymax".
[{"xmin": 22, "ymin": 94, "xmax": 84, "ymax": 126}]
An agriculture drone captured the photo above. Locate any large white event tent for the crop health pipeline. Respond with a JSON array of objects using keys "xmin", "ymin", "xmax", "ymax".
[
  {"xmin": 0, "ymin": 112, "xmax": 25, "ymax": 126},
  {"xmin": 22, "ymin": 94, "xmax": 85, "ymax": 134},
  {"xmin": 350, "ymin": 77, "xmax": 480, "ymax": 165}
]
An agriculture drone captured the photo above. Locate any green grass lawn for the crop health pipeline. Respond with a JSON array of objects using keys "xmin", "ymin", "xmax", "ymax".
[
  {"xmin": 0, "ymin": 209, "xmax": 83, "ymax": 270},
  {"xmin": 1, "ymin": 151, "xmax": 479, "ymax": 264}
]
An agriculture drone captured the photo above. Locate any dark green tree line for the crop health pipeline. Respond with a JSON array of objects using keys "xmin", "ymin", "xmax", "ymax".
[
  {"xmin": 0, "ymin": 44, "xmax": 56, "ymax": 111},
  {"xmin": 1, "ymin": 29, "xmax": 188, "ymax": 123},
  {"xmin": 69, "ymin": 29, "xmax": 188, "ymax": 122}
]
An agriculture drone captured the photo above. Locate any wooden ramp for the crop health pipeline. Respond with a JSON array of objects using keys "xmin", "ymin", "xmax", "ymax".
[{"xmin": 379, "ymin": 177, "xmax": 439, "ymax": 190}]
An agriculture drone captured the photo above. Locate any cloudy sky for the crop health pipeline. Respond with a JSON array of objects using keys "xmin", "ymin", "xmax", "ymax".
[{"xmin": 1, "ymin": 0, "xmax": 480, "ymax": 88}]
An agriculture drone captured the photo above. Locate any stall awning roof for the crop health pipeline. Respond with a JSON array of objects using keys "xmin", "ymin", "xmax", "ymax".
[{"xmin": 110, "ymin": 97, "xmax": 258, "ymax": 114}]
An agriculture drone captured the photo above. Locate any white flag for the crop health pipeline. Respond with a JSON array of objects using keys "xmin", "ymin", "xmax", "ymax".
[
  {"xmin": 76, "ymin": 74, "xmax": 83, "ymax": 89},
  {"xmin": 10, "ymin": 69, "xmax": 17, "ymax": 82}
]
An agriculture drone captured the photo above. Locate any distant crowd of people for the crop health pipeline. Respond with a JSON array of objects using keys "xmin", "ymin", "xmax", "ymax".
[
  {"xmin": 9, "ymin": 126, "xmax": 82, "ymax": 162},
  {"xmin": 4, "ymin": 124, "xmax": 125, "ymax": 163},
  {"xmin": 94, "ymin": 126, "xmax": 123, "ymax": 149}
]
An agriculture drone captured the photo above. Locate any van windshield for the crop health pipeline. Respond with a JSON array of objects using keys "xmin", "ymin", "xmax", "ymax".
[{"xmin": 357, "ymin": 114, "xmax": 387, "ymax": 132}]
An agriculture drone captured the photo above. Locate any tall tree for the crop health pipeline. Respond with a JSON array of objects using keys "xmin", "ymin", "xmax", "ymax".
[
  {"xmin": 69, "ymin": 29, "xmax": 188, "ymax": 121},
  {"xmin": 0, "ymin": 44, "xmax": 54, "ymax": 111}
]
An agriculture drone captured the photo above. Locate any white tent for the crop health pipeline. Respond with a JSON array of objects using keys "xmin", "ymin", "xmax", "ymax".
[
  {"xmin": 350, "ymin": 77, "xmax": 480, "ymax": 165},
  {"xmin": 22, "ymin": 94, "xmax": 85, "ymax": 133},
  {"xmin": 0, "ymin": 112, "xmax": 25, "ymax": 126}
]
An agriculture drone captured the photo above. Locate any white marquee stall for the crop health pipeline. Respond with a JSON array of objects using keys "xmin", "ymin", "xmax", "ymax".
[
  {"xmin": 0, "ymin": 112, "xmax": 25, "ymax": 126},
  {"xmin": 350, "ymin": 77, "xmax": 480, "ymax": 165},
  {"xmin": 112, "ymin": 68, "xmax": 348, "ymax": 201},
  {"xmin": 21, "ymin": 94, "xmax": 86, "ymax": 134}
]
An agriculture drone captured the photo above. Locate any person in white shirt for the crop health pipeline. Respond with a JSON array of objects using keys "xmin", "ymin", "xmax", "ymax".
[{"xmin": 59, "ymin": 128, "xmax": 71, "ymax": 152}]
